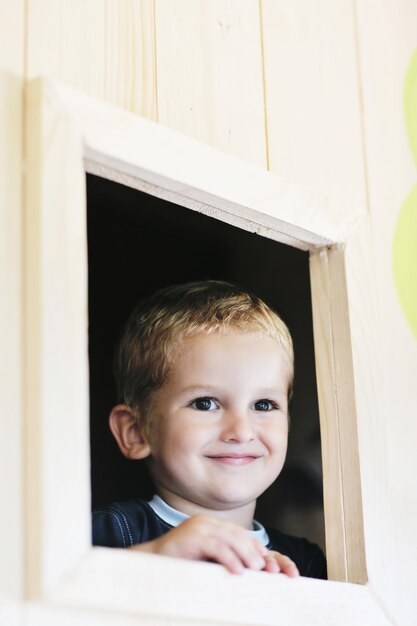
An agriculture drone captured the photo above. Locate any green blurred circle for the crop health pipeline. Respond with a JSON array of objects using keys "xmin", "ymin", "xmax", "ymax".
[
  {"xmin": 392, "ymin": 49, "xmax": 417, "ymax": 339},
  {"xmin": 393, "ymin": 184, "xmax": 417, "ymax": 339}
]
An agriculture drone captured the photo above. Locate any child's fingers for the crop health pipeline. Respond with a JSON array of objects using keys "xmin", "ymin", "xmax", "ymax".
[
  {"xmin": 150, "ymin": 517, "xmax": 300, "ymax": 577},
  {"xmin": 263, "ymin": 553, "xmax": 281, "ymax": 573},
  {"xmin": 203, "ymin": 526, "xmax": 266, "ymax": 572},
  {"xmin": 263, "ymin": 551, "xmax": 300, "ymax": 577},
  {"xmin": 278, "ymin": 554, "xmax": 299, "ymax": 577},
  {"xmin": 224, "ymin": 533, "xmax": 266, "ymax": 571},
  {"xmin": 187, "ymin": 517, "xmax": 266, "ymax": 571},
  {"xmin": 203, "ymin": 539, "xmax": 246, "ymax": 574},
  {"xmin": 204, "ymin": 521, "xmax": 300, "ymax": 577}
]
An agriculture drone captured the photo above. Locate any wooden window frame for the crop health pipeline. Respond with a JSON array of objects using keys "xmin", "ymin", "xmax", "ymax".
[{"xmin": 23, "ymin": 77, "xmax": 389, "ymax": 625}]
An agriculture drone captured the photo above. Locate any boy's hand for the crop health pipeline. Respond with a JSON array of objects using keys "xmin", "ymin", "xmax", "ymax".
[
  {"xmin": 262, "ymin": 550, "xmax": 300, "ymax": 577},
  {"xmin": 129, "ymin": 515, "xmax": 299, "ymax": 577}
]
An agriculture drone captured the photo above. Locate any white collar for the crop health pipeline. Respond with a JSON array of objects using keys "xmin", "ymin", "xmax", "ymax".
[{"xmin": 147, "ymin": 494, "xmax": 270, "ymax": 546}]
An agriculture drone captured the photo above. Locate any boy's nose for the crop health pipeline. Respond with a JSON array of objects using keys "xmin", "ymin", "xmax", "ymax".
[{"xmin": 220, "ymin": 411, "xmax": 256, "ymax": 443}]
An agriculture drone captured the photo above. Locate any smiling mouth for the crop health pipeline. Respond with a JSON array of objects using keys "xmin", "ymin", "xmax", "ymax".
[{"xmin": 206, "ymin": 455, "xmax": 261, "ymax": 466}]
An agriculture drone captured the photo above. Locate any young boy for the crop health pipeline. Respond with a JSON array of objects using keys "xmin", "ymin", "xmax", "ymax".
[{"xmin": 92, "ymin": 280, "xmax": 327, "ymax": 579}]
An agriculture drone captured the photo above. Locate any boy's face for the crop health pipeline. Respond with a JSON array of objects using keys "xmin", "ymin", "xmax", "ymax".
[{"xmin": 144, "ymin": 332, "xmax": 290, "ymax": 518}]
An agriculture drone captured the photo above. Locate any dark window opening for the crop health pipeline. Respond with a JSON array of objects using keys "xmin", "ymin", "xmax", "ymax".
[{"xmin": 87, "ymin": 173, "xmax": 325, "ymax": 553}]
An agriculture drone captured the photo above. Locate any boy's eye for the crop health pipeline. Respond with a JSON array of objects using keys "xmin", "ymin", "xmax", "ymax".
[
  {"xmin": 253, "ymin": 399, "xmax": 277, "ymax": 412},
  {"xmin": 190, "ymin": 397, "xmax": 217, "ymax": 411}
]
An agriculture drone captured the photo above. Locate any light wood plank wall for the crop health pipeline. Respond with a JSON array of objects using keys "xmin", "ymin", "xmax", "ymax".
[
  {"xmin": 2, "ymin": 0, "xmax": 414, "ymax": 623},
  {"xmin": 155, "ymin": 0, "xmax": 267, "ymax": 168},
  {"xmin": 26, "ymin": 0, "xmax": 157, "ymax": 119},
  {"xmin": 353, "ymin": 4, "xmax": 417, "ymax": 625},
  {"xmin": 261, "ymin": 0, "xmax": 367, "ymax": 207},
  {"xmin": 0, "ymin": 0, "xmax": 25, "ymax": 610}
]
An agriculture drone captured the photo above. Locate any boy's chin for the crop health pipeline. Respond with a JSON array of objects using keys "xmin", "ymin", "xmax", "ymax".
[
  {"xmin": 205, "ymin": 490, "xmax": 262, "ymax": 511},
  {"xmin": 207, "ymin": 478, "xmax": 278, "ymax": 505}
]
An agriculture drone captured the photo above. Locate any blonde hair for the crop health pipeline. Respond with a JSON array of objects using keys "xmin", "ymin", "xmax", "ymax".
[{"xmin": 114, "ymin": 280, "xmax": 294, "ymax": 416}]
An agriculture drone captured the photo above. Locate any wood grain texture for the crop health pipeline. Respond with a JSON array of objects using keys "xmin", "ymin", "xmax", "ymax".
[
  {"xmin": 325, "ymin": 247, "xmax": 367, "ymax": 584},
  {"xmin": 26, "ymin": 604, "xmax": 200, "ymax": 626},
  {"xmin": 20, "ymin": 77, "xmax": 388, "ymax": 625},
  {"xmin": 48, "ymin": 548, "xmax": 390, "ymax": 626},
  {"xmin": 352, "ymin": 3, "xmax": 417, "ymax": 624},
  {"xmin": 155, "ymin": 0, "xmax": 267, "ymax": 167},
  {"xmin": 310, "ymin": 248, "xmax": 348, "ymax": 582},
  {"xmin": 24, "ymin": 78, "xmax": 90, "ymax": 598},
  {"xmin": 49, "ymin": 80, "xmax": 365, "ymax": 250},
  {"xmin": 0, "ymin": 0, "xmax": 25, "ymax": 605},
  {"xmin": 310, "ymin": 246, "xmax": 367, "ymax": 584},
  {"xmin": 9, "ymin": 0, "xmax": 417, "ymax": 623},
  {"xmin": 261, "ymin": 0, "xmax": 366, "ymax": 209},
  {"xmin": 26, "ymin": 0, "xmax": 157, "ymax": 119}
]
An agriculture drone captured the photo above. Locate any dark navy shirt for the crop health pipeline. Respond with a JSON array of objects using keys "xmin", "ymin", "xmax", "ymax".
[{"xmin": 92, "ymin": 498, "xmax": 327, "ymax": 579}]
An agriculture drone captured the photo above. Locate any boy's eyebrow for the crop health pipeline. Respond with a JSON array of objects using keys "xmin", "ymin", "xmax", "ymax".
[
  {"xmin": 180, "ymin": 384, "xmax": 221, "ymax": 394},
  {"xmin": 180, "ymin": 384, "xmax": 287, "ymax": 396}
]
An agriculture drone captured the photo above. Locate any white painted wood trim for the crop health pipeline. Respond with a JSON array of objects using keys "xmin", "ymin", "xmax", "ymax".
[
  {"xmin": 50, "ymin": 79, "xmax": 366, "ymax": 251},
  {"xmin": 23, "ymin": 76, "xmax": 389, "ymax": 625},
  {"xmin": 24, "ymin": 76, "xmax": 90, "ymax": 597},
  {"xmin": 49, "ymin": 550, "xmax": 388, "ymax": 626},
  {"xmin": 310, "ymin": 247, "xmax": 367, "ymax": 583}
]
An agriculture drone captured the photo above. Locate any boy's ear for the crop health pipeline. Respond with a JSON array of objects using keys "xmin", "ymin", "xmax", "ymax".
[{"xmin": 109, "ymin": 404, "xmax": 151, "ymax": 460}]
